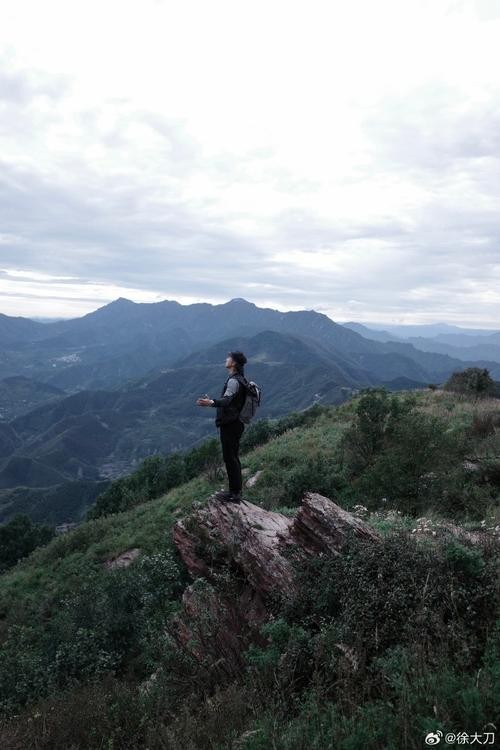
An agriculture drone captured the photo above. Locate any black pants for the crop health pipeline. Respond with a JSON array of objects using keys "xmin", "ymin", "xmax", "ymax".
[{"xmin": 219, "ymin": 418, "xmax": 245, "ymax": 492}]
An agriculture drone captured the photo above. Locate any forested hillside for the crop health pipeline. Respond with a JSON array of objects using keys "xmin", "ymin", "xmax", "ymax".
[{"xmin": 0, "ymin": 386, "xmax": 498, "ymax": 749}]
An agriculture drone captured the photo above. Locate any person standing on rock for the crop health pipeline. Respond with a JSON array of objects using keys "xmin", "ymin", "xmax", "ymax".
[{"xmin": 196, "ymin": 351, "xmax": 248, "ymax": 502}]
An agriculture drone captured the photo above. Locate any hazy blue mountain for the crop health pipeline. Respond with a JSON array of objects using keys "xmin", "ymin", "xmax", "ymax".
[
  {"xmin": 2, "ymin": 298, "xmax": 499, "ymax": 393},
  {"xmin": 1, "ymin": 306, "xmax": 496, "ymax": 525},
  {"xmin": 343, "ymin": 320, "xmax": 500, "ymax": 365},
  {"xmin": 0, "ymin": 479, "xmax": 110, "ymax": 527},
  {"xmin": 170, "ymin": 329, "xmax": 374, "ymax": 386},
  {"xmin": 0, "ymin": 312, "xmax": 48, "ymax": 346},
  {"xmin": 342, "ymin": 322, "xmax": 403, "ymax": 342},
  {"xmin": 0, "ymin": 376, "xmax": 66, "ymax": 421},
  {"xmin": 350, "ymin": 328, "xmax": 500, "ymax": 364},
  {"xmin": 358, "ymin": 322, "xmax": 498, "ymax": 339},
  {"xmin": 431, "ymin": 330, "xmax": 500, "ymax": 345},
  {"xmin": 0, "ymin": 329, "xmax": 376, "ymax": 524},
  {"xmin": 0, "ymin": 324, "xmax": 443, "ymax": 526},
  {"xmin": 0, "ymin": 422, "xmax": 21, "ymax": 459},
  {"xmin": 403, "ymin": 333, "xmax": 500, "ymax": 363},
  {"xmin": 377, "ymin": 375, "xmax": 431, "ymax": 390}
]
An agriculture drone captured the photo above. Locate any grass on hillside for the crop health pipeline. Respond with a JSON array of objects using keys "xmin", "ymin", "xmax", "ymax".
[
  {"xmin": 0, "ymin": 388, "xmax": 497, "ymax": 625},
  {"xmin": 0, "ymin": 388, "xmax": 498, "ymax": 748}
]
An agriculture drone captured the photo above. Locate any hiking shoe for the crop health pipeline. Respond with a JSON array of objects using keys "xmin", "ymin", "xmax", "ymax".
[
  {"xmin": 214, "ymin": 489, "xmax": 234, "ymax": 500},
  {"xmin": 214, "ymin": 489, "xmax": 243, "ymax": 503}
]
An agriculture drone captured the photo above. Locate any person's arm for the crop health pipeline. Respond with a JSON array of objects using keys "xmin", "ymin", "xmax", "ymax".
[{"xmin": 211, "ymin": 378, "xmax": 239, "ymax": 407}]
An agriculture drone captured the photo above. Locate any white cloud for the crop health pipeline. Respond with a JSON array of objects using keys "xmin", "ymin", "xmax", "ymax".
[{"xmin": 0, "ymin": 0, "xmax": 499, "ymax": 325}]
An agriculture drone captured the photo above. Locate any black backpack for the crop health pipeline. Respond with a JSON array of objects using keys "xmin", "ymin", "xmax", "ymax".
[{"xmin": 233, "ymin": 373, "xmax": 262, "ymax": 424}]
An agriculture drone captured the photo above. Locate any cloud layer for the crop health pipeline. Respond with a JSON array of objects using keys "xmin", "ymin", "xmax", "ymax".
[{"xmin": 1, "ymin": 0, "xmax": 499, "ymax": 325}]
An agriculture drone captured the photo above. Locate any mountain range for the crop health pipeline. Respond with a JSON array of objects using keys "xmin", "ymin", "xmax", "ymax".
[
  {"xmin": 343, "ymin": 321, "xmax": 500, "ymax": 362},
  {"xmin": 1, "ymin": 297, "xmax": 499, "ymax": 525}
]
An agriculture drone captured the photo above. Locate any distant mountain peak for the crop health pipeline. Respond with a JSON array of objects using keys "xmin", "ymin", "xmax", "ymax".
[
  {"xmin": 227, "ymin": 297, "xmax": 252, "ymax": 305},
  {"xmin": 111, "ymin": 297, "xmax": 135, "ymax": 305},
  {"xmin": 78, "ymin": 296, "xmax": 137, "ymax": 322}
]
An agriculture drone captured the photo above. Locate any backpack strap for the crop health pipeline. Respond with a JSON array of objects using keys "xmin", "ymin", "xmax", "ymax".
[{"xmin": 232, "ymin": 372, "xmax": 249, "ymax": 390}]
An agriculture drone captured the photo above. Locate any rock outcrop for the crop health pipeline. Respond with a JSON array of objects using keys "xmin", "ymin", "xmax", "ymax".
[
  {"xmin": 245, "ymin": 469, "xmax": 263, "ymax": 488},
  {"xmin": 173, "ymin": 491, "xmax": 381, "ymax": 596},
  {"xmin": 169, "ymin": 492, "xmax": 382, "ymax": 670},
  {"xmin": 104, "ymin": 547, "xmax": 141, "ymax": 569}
]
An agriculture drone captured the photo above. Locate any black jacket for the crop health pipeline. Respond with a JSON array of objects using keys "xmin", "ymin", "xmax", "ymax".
[{"xmin": 212, "ymin": 372, "xmax": 246, "ymax": 427}]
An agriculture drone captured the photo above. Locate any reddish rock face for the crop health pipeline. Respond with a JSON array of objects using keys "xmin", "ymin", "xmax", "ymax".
[
  {"xmin": 173, "ymin": 492, "xmax": 382, "ymax": 595},
  {"xmin": 170, "ymin": 492, "xmax": 382, "ymax": 668},
  {"xmin": 173, "ymin": 496, "xmax": 296, "ymax": 595},
  {"xmin": 288, "ymin": 492, "xmax": 382, "ymax": 555}
]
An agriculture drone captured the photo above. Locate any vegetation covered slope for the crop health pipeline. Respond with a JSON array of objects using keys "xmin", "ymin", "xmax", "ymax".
[{"xmin": 0, "ymin": 387, "xmax": 498, "ymax": 749}]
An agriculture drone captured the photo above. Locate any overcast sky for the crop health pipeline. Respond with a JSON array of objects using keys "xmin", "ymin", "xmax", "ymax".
[{"xmin": 1, "ymin": 0, "xmax": 499, "ymax": 327}]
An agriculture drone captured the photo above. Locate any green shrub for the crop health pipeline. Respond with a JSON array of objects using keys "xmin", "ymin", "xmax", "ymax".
[
  {"xmin": 0, "ymin": 549, "xmax": 184, "ymax": 715},
  {"xmin": 469, "ymin": 411, "xmax": 500, "ymax": 438},
  {"xmin": 338, "ymin": 388, "xmax": 417, "ymax": 476},
  {"xmin": 282, "ymin": 453, "xmax": 342, "ymax": 505},
  {"xmin": 87, "ymin": 453, "xmax": 188, "ymax": 519},
  {"xmin": 337, "ymin": 388, "xmax": 475, "ymax": 516},
  {"xmin": 281, "ymin": 530, "xmax": 497, "ymax": 669},
  {"xmin": 184, "ymin": 437, "xmax": 223, "ymax": 482},
  {"xmin": 0, "ymin": 515, "xmax": 54, "ymax": 573},
  {"xmin": 444, "ymin": 368, "xmax": 496, "ymax": 399}
]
